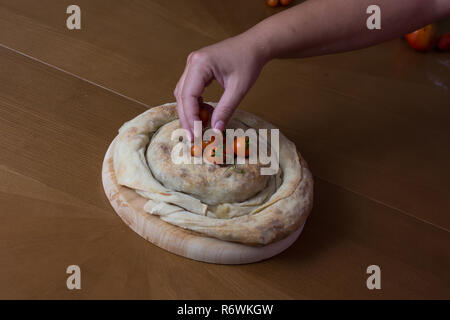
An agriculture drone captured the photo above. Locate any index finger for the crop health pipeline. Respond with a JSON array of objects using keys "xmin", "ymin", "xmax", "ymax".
[
  {"xmin": 174, "ymin": 66, "xmax": 192, "ymax": 140},
  {"xmin": 180, "ymin": 63, "xmax": 212, "ymax": 136}
]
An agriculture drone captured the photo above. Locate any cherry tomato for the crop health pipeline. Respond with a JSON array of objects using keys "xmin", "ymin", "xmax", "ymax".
[
  {"xmin": 204, "ymin": 146, "xmax": 215, "ymax": 164},
  {"xmin": 191, "ymin": 144, "xmax": 202, "ymax": 157},
  {"xmin": 199, "ymin": 105, "xmax": 210, "ymax": 127},
  {"xmin": 234, "ymin": 136, "xmax": 249, "ymax": 158},
  {"xmin": 437, "ymin": 33, "xmax": 450, "ymax": 52},
  {"xmin": 205, "ymin": 145, "xmax": 225, "ymax": 165},
  {"xmin": 267, "ymin": 0, "xmax": 279, "ymax": 7},
  {"xmin": 202, "ymin": 136, "xmax": 215, "ymax": 149},
  {"xmin": 405, "ymin": 24, "xmax": 436, "ymax": 52},
  {"xmin": 280, "ymin": 0, "xmax": 291, "ymax": 6},
  {"xmin": 191, "ymin": 136, "xmax": 216, "ymax": 157}
]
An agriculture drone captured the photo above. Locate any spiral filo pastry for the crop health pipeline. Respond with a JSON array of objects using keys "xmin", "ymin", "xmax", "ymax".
[{"xmin": 113, "ymin": 103, "xmax": 313, "ymax": 245}]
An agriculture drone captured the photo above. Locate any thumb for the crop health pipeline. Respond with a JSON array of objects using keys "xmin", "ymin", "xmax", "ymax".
[{"xmin": 211, "ymin": 85, "xmax": 245, "ymax": 132}]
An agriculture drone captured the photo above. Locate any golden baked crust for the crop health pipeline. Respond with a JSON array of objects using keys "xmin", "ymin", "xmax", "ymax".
[
  {"xmin": 146, "ymin": 119, "xmax": 270, "ymax": 205},
  {"xmin": 113, "ymin": 102, "xmax": 313, "ymax": 245}
]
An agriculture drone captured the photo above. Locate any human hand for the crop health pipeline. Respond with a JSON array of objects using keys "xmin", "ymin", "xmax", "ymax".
[{"xmin": 174, "ymin": 34, "xmax": 268, "ymax": 139}]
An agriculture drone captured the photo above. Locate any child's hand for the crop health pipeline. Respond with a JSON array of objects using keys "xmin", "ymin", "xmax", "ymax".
[{"xmin": 174, "ymin": 34, "xmax": 267, "ymax": 138}]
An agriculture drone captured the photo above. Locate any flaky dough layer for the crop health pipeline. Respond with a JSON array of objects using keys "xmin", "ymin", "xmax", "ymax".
[{"xmin": 113, "ymin": 103, "xmax": 313, "ymax": 245}]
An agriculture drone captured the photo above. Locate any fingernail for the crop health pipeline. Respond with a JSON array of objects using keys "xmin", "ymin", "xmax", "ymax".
[{"xmin": 214, "ymin": 120, "xmax": 224, "ymax": 132}]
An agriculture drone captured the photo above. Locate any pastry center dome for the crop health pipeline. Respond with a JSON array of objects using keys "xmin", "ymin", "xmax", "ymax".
[{"xmin": 146, "ymin": 120, "xmax": 270, "ymax": 205}]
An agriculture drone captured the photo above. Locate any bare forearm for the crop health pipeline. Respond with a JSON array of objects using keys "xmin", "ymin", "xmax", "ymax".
[
  {"xmin": 174, "ymin": 0, "xmax": 450, "ymax": 134},
  {"xmin": 244, "ymin": 0, "xmax": 450, "ymax": 61}
]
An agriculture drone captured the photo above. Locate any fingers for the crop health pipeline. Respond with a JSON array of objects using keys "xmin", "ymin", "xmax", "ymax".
[
  {"xmin": 174, "ymin": 52, "xmax": 213, "ymax": 138},
  {"xmin": 174, "ymin": 63, "xmax": 192, "ymax": 139},
  {"xmin": 211, "ymin": 80, "xmax": 245, "ymax": 132},
  {"xmin": 180, "ymin": 65, "xmax": 202, "ymax": 136}
]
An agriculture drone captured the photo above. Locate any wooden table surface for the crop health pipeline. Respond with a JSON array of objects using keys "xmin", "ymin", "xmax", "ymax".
[{"xmin": 0, "ymin": 0, "xmax": 449, "ymax": 299}]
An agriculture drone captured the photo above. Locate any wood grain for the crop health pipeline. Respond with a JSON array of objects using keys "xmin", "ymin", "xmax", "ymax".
[
  {"xmin": 0, "ymin": 0, "xmax": 448, "ymax": 230},
  {"xmin": 0, "ymin": 1, "xmax": 448, "ymax": 299}
]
